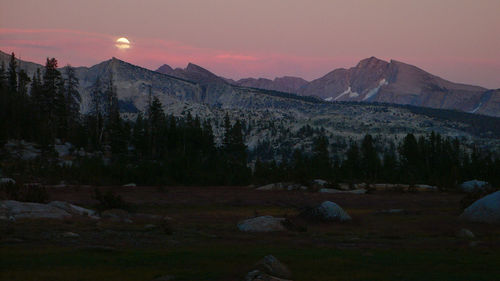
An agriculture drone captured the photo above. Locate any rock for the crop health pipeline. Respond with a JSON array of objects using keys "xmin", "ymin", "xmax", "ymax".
[
  {"xmin": 238, "ymin": 216, "xmax": 288, "ymax": 232},
  {"xmin": 376, "ymin": 209, "xmax": 407, "ymax": 215},
  {"xmin": 300, "ymin": 201, "xmax": 351, "ymax": 222},
  {"xmin": 0, "ymin": 200, "xmax": 71, "ymax": 220},
  {"xmin": 313, "ymin": 179, "xmax": 328, "ymax": 186},
  {"xmin": 144, "ymin": 224, "xmax": 156, "ymax": 229},
  {"xmin": 253, "ymin": 255, "xmax": 292, "ymax": 280},
  {"xmin": 460, "ymin": 191, "xmax": 500, "ymax": 224},
  {"xmin": 4, "ymin": 140, "xmax": 41, "ymax": 160},
  {"xmin": 319, "ymin": 188, "xmax": 366, "ymax": 194},
  {"xmin": 0, "ymin": 178, "xmax": 16, "ymax": 185},
  {"xmin": 245, "ymin": 270, "xmax": 292, "ymax": 281},
  {"xmin": 256, "ymin": 183, "xmax": 284, "ymax": 191},
  {"xmin": 101, "ymin": 208, "xmax": 132, "ymax": 223},
  {"xmin": 54, "ymin": 142, "xmax": 73, "ymax": 158},
  {"xmin": 460, "ymin": 180, "xmax": 490, "ymax": 193},
  {"xmin": 456, "ymin": 228, "xmax": 475, "ymax": 239},
  {"xmin": 122, "ymin": 183, "xmax": 137, "ymax": 187},
  {"xmin": 62, "ymin": 232, "xmax": 80, "ymax": 238},
  {"xmin": 414, "ymin": 184, "xmax": 438, "ymax": 191},
  {"xmin": 48, "ymin": 201, "xmax": 99, "ymax": 219}
]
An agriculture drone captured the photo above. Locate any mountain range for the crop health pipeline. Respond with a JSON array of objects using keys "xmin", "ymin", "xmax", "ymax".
[{"xmin": 157, "ymin": 56, "xmax": 499, "ymax": 117}]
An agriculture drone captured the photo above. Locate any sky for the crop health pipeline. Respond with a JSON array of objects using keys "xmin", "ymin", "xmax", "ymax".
[{"xmin": 1, "ymin": 0, "xmax": 499, "ymax": 88}]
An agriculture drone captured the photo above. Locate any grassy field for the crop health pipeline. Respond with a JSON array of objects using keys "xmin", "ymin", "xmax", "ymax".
[{"xmin": 1, "ymin": 186, "xmax": 500, "ymax": 280}]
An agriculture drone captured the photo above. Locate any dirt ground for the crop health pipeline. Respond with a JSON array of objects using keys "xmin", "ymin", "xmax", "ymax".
[{"xmin": 1, "ymin": 186, "xmax": 500, "ymax": 281}]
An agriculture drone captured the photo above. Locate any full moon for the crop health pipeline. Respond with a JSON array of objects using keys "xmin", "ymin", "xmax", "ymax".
[{"xmin": 115, "ymin": 37, "xmax": 131, "ymax": 50}]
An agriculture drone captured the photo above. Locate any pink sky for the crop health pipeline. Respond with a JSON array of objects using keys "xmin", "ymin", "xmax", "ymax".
[{"xmin": 1, "ymin": 0, "xmax": 499, "ymax": 88}]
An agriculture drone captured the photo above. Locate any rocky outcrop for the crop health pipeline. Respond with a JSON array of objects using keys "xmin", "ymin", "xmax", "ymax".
[
  {"xmin": 0, "ymin": 200, "xmax": 98, "ymax": 220},
  {"xmin": 0, "ymin": 200, "xmax": 71, "ymax": 220}
]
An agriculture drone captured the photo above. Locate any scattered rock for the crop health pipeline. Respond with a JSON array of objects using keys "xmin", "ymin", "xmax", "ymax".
[
  {"xmin": 0, "ymin": 200, "xmax": 71, "ymax": 220},
  {"xmin": 300, "ymin": 201, "xmax": 351, "ymax": 222},
  {"xmin": 460, "ymin": 190, "xmax": 500, "ymax": 224},
  {"xmin": 456, "ymin": 228, "xmax": 475, "ymax": 239},
  {"xmin": 122, "ymin": 183, "xmax": 137, "ymax": 187},
  {"xmin": 238, "ymin": 216, "xmax": 288, "ymax": 232},
  {"xmin": 319, "ymin": 188, "xmax": 366, "ymax": 194},
  {"xmin": 460, "ymin": 180, "xmax": 490, "ymax": 193},
  {"xmin": 62, "ymin": 232, "xmax": 80, "ymax": 238}
]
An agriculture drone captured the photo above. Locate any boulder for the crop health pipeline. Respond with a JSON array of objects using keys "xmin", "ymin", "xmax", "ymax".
[
  {"xmin": 456, "ymin": 228, "xmax": 475, "ymax": 239},
  {"xmin": 414, "ymin": 184, "xmax": 438, "ymax": 191},
  {"xmin": 460, "ymin": 190, "xmax": 500, "ymax": 224},
  {"xmin": 300, "ymin": 201, "xmax": 351, "ymax": 222},
  {"xmin": 54, "ymin": 142, "xmax": 73, "ymax": 158},
  {"xmin": 0, "ymin": 178, "xmax": 16, "ymax": 185},
  {"xmin": 0, "ymin": 200, "xmax": 71, "ymax": 220},
  {"xmin": 375, "ymin": 209, "xmax": 407, "ymax": 215},
  {"xmin": 460, "ymin": 180, "xmax": 490, "ymax": 193},
  {"xmin": 256, "ymin": 183, "xmax": 284, "ymax": 191},
  {"xmin": 238, "ymin": 216, "xmax": 287, "ymax": 232},
  {"xmin": 122, "ymin": 183, "xmax": 137, "ymax": 187},
  {"xmin": 62, "ymin": 232, "xmax": 80, "ymax": 238},
  {"xmin": 4, "ymin": 140, "xmax": 41, "ymax": 160},
  {"xmin": 48, "ymin": 201, "xmax": 99, "ymax": 219},
  {"xmin": 246, "ymin": 255, "xmax": 292, "ymax": 281}
]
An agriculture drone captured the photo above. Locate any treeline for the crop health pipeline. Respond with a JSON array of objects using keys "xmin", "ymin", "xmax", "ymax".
[
  {"xmin": 1, "ymin": 53, "xmax": 499, "ymax": 188},
  {"xmin": 254, "ymin": 133, "xmax": 500, "ymax": 189}
]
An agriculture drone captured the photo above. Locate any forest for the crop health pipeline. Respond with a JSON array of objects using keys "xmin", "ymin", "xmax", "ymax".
[{"xmin": 1, "ymin": 53, "xmax": 499, "ymax": 188}]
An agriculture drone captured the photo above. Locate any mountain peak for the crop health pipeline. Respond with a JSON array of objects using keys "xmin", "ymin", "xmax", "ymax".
[
  {"xmin": 186, "ymin": 62, "xmax": 211, "ymax": 73},
  {"xmin": 156, "ymin": 64, "xmax": 173, "ymax": 74},
  {"xmin": 356, "ymin": 56, "xmax": 388, "ymax": 68}
]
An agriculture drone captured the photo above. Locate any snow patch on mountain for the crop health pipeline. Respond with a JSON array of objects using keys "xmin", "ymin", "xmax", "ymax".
[
  {"xmin": 363, "ymin": 79, "xmax": 388, "ymax": 101},
  {"xmin": 327, "ymin": 86, "xmax": 359, "ymax": 101},
  {"xmin": 470, "ymin": 103, "xmax": 482, "ymax": 114}
]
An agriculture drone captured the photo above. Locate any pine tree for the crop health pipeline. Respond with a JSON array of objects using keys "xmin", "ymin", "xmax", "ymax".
[
  {"xmin": 0, "ymin": 61, "xmax": 7, "ymax": 90},
  {"xmin": 64, "ymin": 65, "xmax": 81, "ymax": 129},
  {"xmin": 361, "ymin": 134, "xmax": 381, "ymax": 183},
  {"xmin": 8, "ymin": 53, "xmax": 18, "ymax": 93}
]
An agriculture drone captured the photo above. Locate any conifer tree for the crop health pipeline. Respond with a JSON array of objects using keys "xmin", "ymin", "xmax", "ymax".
[{"xmin": 8, "ymin": 53, "xmax": 17, "ymax": 93}]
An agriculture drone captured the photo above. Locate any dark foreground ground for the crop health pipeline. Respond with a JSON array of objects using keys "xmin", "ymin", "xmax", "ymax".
[{"xmin": 1, "ymin": 186, "xmax": 500, "ymax": 281}]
